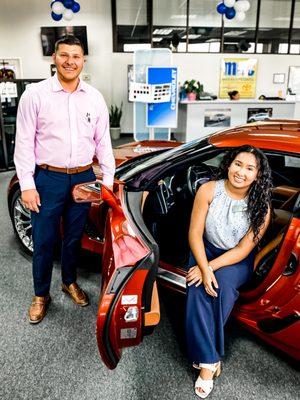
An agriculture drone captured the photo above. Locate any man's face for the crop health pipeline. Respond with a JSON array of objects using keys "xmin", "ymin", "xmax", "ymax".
[{"xmin": 52, "ymin": 44, "xmax": 84, "ymax": 81}]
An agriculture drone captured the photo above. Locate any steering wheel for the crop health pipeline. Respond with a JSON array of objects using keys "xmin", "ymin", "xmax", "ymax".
[{"xmin": 187, "ymin": 165, "xmax": 213, "ymax": 196}]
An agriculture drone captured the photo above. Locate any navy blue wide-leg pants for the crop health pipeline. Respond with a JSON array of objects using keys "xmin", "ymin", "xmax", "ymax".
[
  {"xmin": 186, "ymin": 239, "xmax": 254, "ymax": 364},
  {"xmin": 31, "ymin": 167, "xmax": 95, "ymax": 296}
]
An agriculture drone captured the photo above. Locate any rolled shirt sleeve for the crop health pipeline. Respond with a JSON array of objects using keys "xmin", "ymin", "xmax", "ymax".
[
  {"xmin": 94, "ymin": 95, "xmax": 116, "ymax": 186},
  {"xmin": 14, "ymin": 87, "xmax": 38, "ymax": 191}
]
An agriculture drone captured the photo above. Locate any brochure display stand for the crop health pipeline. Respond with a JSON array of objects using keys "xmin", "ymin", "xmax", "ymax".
[{"xmin": 131, "ymin": 49, "xmax": 178, "ymax": 141}]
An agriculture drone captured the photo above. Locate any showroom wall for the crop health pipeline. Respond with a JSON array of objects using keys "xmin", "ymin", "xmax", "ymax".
[{"xmin": 0, "ymin": 0, "xmax": 299, "ymax": 133}]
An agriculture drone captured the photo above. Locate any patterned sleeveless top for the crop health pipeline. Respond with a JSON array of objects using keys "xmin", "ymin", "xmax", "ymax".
[{"xmin": 204, "ymin": 179, "xmax": 251, "ymax": 250}]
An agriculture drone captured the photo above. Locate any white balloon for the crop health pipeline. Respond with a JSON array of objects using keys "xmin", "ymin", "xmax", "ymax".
[
  {"xmin": 224, "ymin": 0, "xmax": 236, "ymax": 7},
  {"xmin": 235, "ymin": 11, "xmax": 246, "ymax": 21},
  {"xmin": 52, "ymin": 1, "xmax": 65, "ymax": 14},
  {"xmin": 63, "ymin": 9, "xmax": 74, "ymax": 21},
  {"xmin": 234, "ymin": 1, "xmax": 245, "ymax": 12},
  {"xmin": 243, "ymin": 1, "xmax": 251, "ymax": 11},
  {"xmin": 234, "ymin": 0, "xmax": 250, "ymax": 12}
]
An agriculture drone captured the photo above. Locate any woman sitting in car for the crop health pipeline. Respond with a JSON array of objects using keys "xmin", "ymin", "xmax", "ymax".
[{"xmin": 186, "ymin": 145, "xmax": 272, "ymax": 398}]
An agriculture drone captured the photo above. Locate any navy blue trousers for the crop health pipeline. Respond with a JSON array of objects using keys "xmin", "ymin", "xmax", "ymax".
[
  {"xmin": 185, "ymin": 239, "xmax": 254, "ymax": 364},
  {"xmin": 31, "ymin": 166, "xmax": 95, "ymax": 296}
]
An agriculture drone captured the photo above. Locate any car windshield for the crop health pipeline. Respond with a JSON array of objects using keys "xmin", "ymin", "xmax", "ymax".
[{"xmin": 119, "ymin": 137, "xmax": 213, "ymax": 188}]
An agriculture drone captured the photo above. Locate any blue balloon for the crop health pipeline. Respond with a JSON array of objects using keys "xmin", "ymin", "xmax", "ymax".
[
  {"xmin": 225, "ymin": 7, "xmax": 236, "ymax": 19},
  {"xmin": 51, "ymin": 11, "xmax": 63, "ymax": 21},
  {"xmin": 216, "ymin": 3, "xmax": 227, "ymax": 14},
  {"xmin": 72, "ymin": 2, "xmax": 80, "ymax": 13},
  {"xmin": 63, "ymin": 0, "xmax": 74, "ymax": 9}
]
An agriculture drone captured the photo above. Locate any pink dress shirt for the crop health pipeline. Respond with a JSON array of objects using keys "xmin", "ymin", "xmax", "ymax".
[{"xmin": 14, "ymin": 74, "xmax": 115, "ymax": 191}]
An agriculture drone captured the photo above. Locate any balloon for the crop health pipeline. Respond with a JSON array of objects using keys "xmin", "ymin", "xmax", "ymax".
[
  {"xmin": 234, "ymin": 1, "xmax": 245, "ymax": 12},
  {"xmin": 51, "ymin": 11, "xmax": 63, "ymax": 21},
  {"xmin": 224, "ymin": 0, "xmax": 236, "ymax": 7},
  {"xmin": 71, "ymin": 2, "xmax": 80, "ymax": 13},
  {"xmin": 234, "ymin": 0, "xmax": 250, "ymax": 12},
  {"xmin": 225, "ymin": 7, "xmax": 236, "ymax": 19},
  {"xmin": 63, "ymin": 9, "xmax": 74, "ymax": 20},
  {"xmin": 216, "ymin": 3, "xmax": 227, "ymax": 14},
  {"xmin": 52, "ymin": 1, "xmax": 65, "ymax": 14},
  {"xmin": 63, "ymin": 0, "xmax": 74, "ymax": 9},
  {"xmin": 243, "ymin": 1, "xmax": 250, "ymax": 11},
  {"xmin": 235, "ymin": 11, "xmax": 246, "ymax": 21}
]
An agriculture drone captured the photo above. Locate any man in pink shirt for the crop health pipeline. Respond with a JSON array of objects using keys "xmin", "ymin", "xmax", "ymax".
[{"xmin": 14, "ymin": 35, "xmax": 115, "ymax": 324}]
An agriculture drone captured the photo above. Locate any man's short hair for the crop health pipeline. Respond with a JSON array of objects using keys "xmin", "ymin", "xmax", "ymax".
[{"xmin": 54, "ymin": 35, "xmax": 84, "ymax": 53}]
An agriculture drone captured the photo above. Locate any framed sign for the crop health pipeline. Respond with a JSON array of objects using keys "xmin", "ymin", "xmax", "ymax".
[
  {"xmin": 273, "ymin": 73, "xmax": 285, "ymax": 84},
  {"xmin": 219, "ymin": 58, "xmax": 258, "ymax": 99}
]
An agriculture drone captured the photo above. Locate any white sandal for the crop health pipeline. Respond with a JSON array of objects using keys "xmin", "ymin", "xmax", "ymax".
[{"xmin": 194, "ymin": 362, "xmax": 221, "ymax": 399}]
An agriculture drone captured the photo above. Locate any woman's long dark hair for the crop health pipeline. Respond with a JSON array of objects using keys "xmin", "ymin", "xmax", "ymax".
[{"xmin": 213, "ymin": 145, "xmax": 273, "ymax": 243}]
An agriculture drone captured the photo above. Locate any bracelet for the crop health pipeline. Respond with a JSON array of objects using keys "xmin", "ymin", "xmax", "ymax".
[{"xmin": 207, "ymin": 264, "xmax": 214, "ymax": 272}]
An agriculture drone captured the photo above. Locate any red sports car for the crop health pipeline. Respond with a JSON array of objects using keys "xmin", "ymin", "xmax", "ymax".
[{"xmin": 8, "ymin": 121, "xmax": 300, "ymax": 368}]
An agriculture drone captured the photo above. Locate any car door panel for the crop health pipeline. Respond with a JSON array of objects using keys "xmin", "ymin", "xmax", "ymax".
[{"xmin": 96, "ymin": 186, "xmax": 160, "ymax": 369}]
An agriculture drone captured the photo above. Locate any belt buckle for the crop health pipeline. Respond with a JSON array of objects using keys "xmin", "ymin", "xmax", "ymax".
[{"xmin": 67, "ymin": 166, "xmax": 80, "ymax": 174}]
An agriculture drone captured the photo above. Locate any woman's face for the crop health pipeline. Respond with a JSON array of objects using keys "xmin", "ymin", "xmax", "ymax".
[{"xmin": 228, "ymin": 152, "xmax": 259, "ymax": 190}]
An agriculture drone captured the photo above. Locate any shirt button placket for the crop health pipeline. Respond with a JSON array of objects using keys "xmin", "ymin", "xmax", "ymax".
[{"xmin": 68, "ymin": 93, "xmax": 78, "ymax": 168}]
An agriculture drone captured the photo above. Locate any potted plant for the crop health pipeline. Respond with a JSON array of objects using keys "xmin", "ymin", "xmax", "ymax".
[
  {"xmin": 182, "ymin": 80, "xmax": 203, "ymax": 101},
  {"xmin": 109, "ymin": 102, "xmax": 123, "ymax": 140}
]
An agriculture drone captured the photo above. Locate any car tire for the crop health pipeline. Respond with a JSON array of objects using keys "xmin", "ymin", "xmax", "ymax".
[{"xmin": 10, "ymin": 188, "xmax": 34, "ymax": 255}]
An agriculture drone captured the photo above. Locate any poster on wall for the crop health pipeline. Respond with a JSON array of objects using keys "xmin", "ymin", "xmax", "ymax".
[
  {"xmin": 247, "ymin": 108, "xmax": 273, "ymax": 123},
  {"xmin": 219, "ymin": 58, "xmax": 258, "ymax": 99},
  {"xmin": 204, "ymin": 109, "xmax": 231, "ymax": 127}
]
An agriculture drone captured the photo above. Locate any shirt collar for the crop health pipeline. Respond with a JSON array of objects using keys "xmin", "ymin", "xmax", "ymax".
[{"xmin": 51, "ymin": 73, "xmax": 87, "ymax": 93}]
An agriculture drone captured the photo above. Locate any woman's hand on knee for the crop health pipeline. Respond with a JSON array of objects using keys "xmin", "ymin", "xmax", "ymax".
[
  {"xmin": 186, "ymin": 266, "xmax": 202, "ymax": 287},
  {"xmin": 202, "ymin": 270, "xmax": 219, "ymax": 297}
]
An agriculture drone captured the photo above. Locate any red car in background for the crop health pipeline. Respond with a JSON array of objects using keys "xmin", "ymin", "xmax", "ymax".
[{"xmin": 8, "ymin": 121, "xmax": 300, "ymax": 368}]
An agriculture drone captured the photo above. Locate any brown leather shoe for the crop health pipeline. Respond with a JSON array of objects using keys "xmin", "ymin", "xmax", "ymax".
[
  {"xmin": 61, "ymin": 282, "xmax": 89, "ymax": 307},
  {"xmin": 29, "ymin": 295, "xmax": 51, "ymax": 324}
]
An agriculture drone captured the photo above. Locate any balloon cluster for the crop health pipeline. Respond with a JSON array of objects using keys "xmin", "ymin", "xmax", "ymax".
[
  {"xmin": 50, "ymin": 0, "xmax": 81, "ymax": 21},
  {"xmin": 216, "ymin": 0, "xmax": 250, "ymax": 21}
]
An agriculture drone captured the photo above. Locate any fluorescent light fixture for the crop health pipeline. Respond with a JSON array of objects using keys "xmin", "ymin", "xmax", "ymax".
[
  {"xmin": 183, "ymin": 34, "xmax": 201, "ymax": 39},
  {"xmin": 170, "ymin": 14, "xmax": 196, "ymax": 19},
  {"xmin": 153, "ymin": 28, "xmax": 173, "ymax": 35},
  {"xmin": 274, "ymin": 17, "xmax": 300, "ymax": 21},
  {"xmin": 152, "ymin": 37, "xmax": 162, "ymax": 42},
  {"xmin": 224, "ymin": 30, "xmax": 248, "ymax": 36},
  {"xmin": 123, "ymin": 43, "xmax": 151, "ymax": 52},
  {"xmin": 205, "ymin": 39, "xmax": 221, "ymax": 43}
]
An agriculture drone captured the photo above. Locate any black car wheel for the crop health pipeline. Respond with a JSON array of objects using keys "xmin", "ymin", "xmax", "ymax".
[{"xmin": 10, "ymin": 189, "xmax": 33, "ymax": 255}]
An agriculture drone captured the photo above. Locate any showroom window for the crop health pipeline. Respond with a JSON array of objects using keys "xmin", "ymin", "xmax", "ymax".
[
  {"xmin": 188, "ymin": 0, "xmax": 222, "ymax": 53},
  {"xmin": 112, "ymin": 0, "xmax": 299, "ymax": 54},
  {"xmin": 114, "ymin": 0, "xmax": 151, "ymax": 52},
  {"xmin": 290, "ymin": 0, "xmax": 300, "ymax": 54},
  {"xmin": 257, "ymin": 0, "xmax": 294, "ymax": 54},
  {"xmin": 152, "ymin": 0, "xmax": 188, "ymax": 52},
  {"xmin": 223, "ymin": 0, "xmax": 258, "ymax": 53}
]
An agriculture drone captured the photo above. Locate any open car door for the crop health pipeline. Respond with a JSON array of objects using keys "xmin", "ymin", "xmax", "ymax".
[
  {"xmin": 235, "ymin": 193, "xmax": 300, "ymax": 359},
  {"xmin": 73, "ymin": 181, "xmax": 160, "ymax": 369}
]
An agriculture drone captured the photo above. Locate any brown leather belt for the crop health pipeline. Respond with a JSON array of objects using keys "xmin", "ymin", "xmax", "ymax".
[{"xmin": 38, "ymin": 163, "xmax": 93, "ymax": 174}]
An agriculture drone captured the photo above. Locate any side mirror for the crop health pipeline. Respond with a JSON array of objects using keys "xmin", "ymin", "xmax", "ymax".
[{"xmin": 72, "ymin": 181, "xmax": 103, "ymax": 203}]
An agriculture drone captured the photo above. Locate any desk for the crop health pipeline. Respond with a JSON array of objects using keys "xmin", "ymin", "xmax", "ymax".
[{"xmin": 174, "ymin": 99, "xmax": 296, "ymax": 142}]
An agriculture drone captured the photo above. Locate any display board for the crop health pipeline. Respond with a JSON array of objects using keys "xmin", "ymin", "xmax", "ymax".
[
  {"xmin": 219, "ymin": 58, "xmax": 258, "ymax": 99},
  {"xmin": 146, "ymin": 66, "xmax": 178, "ymax": 128},
  {"xmin": 133, "ymin": 49, "xmax": 174, "ymax": 141}
]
